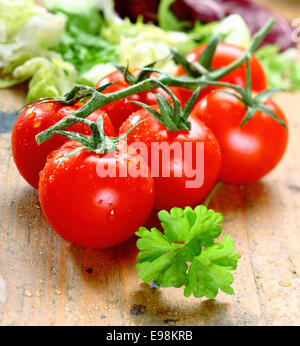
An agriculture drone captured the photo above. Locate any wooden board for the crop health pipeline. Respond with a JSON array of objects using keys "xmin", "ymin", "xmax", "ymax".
[{"xmin": 0, "ymin": 2, "xmax": 300, "ymax": 327}]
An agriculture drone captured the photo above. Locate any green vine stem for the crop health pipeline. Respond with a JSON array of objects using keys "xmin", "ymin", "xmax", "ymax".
[
  {"xmin": 35, "ymin": 19, "xmax": 274, "ymax": 146},
  {"xmin": 203, "ymin": 181, "xmax": 223, "ymax": 207}
]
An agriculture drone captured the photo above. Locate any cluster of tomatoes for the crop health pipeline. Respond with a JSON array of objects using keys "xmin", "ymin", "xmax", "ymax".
[{"xmin": 11, "ymin": 42, "xmax": 288, "ymax": 249}]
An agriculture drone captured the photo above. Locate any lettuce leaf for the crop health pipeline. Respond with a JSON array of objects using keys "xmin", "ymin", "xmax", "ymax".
[
  {"xmin": 102, "ymin": 17, "xmax": 195, "ymax": 76},
  {"xmin": 45, "ymin": 0, "xmax": 119, "ymax": 84},
  {"xmin": 13, "ymin": 53, "xmax": 77, "ymax": 102},
  {"xmin": 212, "ymin": 14, "xmax": 251, "ymax": 49},
  {"xmin": 0, "ymin": 0, "xmax": 37, "ymax": 40},
  {"xmin": 0, "ymin": 0, "xmax": 78, "ymax": 100},
  {"xmin": 0, "ymin": 1, "xmax": 64, "ymax": 73},
  {"xmin": 256, "ymin": 45, "xmax": 300, "ymax": 91}
]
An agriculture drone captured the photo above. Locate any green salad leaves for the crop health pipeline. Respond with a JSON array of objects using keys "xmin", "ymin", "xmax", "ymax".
[
  {"xmin": 136, "ymin": 205, "xmax": 241, "ymax": 299},
  {"xmin": 256, "ymin": 45, "xmax": 300, "ymax": 91},
  {"xmin": 45, "ymin": 0, "xmax": 119, "ymax": 85},
  {"xmin": 1, "ymin": 0, "xmax": 300, "ymax": 101},
  {"xmin": 0, "ymin": 0, "xmax": 76, "ymax": 101}
]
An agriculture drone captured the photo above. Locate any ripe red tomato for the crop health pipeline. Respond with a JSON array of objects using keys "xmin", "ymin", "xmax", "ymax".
[
  {"xmin": 39, "ymin": 141, "xmax": 154, "ymax": 248},
  {"xmin": 94, "ymin": 69, "xmax": 169, "ymax": 131},
  {"xmin": 191, "ymin": 89, "xmax": 288, "ymax": 184},
  {"xmin": 174, "ymin": 42, "xmax": 267, "ymax": 105},
  {"xmin": 11, "ymin": 102, "xmax": 115, "ymax": 189},
  {"xmin": 119, "ymin": 107, "xmax": 221, "ymax": 210}
]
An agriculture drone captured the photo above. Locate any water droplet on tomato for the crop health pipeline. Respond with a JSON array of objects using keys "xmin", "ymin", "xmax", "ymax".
[
  {"xmin": 33, "ymin": 119, "xmax": 41, "ymax": 128},
  {"xmin": 97, "ymin": 199, "xmax": 103, "ymax": 205},
  {"xmin": 27, "ymin": 112, "xmax": 35, "ymax": 119},
  {"xmin": 49, "ymin": 175, "xmax": 55, "ymax": 183},
  {"xmin": 106, "ymin": 209, "xmax": 116, "ymax": 223}
]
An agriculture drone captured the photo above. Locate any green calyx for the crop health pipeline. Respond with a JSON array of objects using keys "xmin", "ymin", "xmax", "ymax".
[
  {"xmin": 210, "ymin": 55, "xmax": 287, "ymax": 129},
  {"xmin": 53, "ymin": 115, "xmax": 118, "ymax": 155},
  {"xmin": 169, "ymin": 17, "xmax": 285, "ymax": 129},
  {"xmin": 130, "ymin": 82, "xmax": 201, "ymax": 131},
  {"xmin": 49, "ymin": 114, "xmax": 152, "ymax": 167},
  {"xmin": 240, "ymin": 55, "xmax": 286, "ymax": 128},
  {"xmin": 171, "ymin": 35, "xmax": 221, "ymax": 77},
  {"xmin": 171, "ymin": 18, "xmax": 275, "ymax": 82},
  {"xmin": 114, "ymin": 59, "xmax": 168, "ymax": 85},
  {"xmin": 53, "ymin": 115, "xmax": 151, "ymax": 161},
  {"xmin": 20, "ymin": 83, "xmax": 113, "ymax": 113}
]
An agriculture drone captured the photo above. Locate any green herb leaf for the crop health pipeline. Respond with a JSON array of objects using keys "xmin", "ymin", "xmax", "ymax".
[
  {"xmin": 136, "ymin": 205, "xmax": 241, "ymax": 299},
  {"xmin": 184, "ymin": 235, "xmax": 241, "ymax": 299}
]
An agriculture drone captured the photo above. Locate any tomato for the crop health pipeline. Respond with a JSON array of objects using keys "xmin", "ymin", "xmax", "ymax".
[
  {"xmin": 39, "ymin": 141, "xmax": 154, "ymax": 248},
  {"xmin": 174, "ymin": 42, "xmax": 267, "ymax": 105},
  {"xmin": 11, "ymin": 102, "xmax": 115, "ymax": 189},
  {"xmin": 94, "ymin": 69, "xmax": 169, "ymax": 131},
  {"xmin": 119, "ymin": 107, "xmax": 221, "ymax": 210},
  {"xmin": 191, "ymin": 88, "xmax": 288, "ymax": 184}
]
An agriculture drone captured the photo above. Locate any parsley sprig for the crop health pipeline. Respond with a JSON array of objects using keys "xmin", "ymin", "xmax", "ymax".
[{"xmin": 136, "ymin": 205, "xmax": 241, "ymax": 299}]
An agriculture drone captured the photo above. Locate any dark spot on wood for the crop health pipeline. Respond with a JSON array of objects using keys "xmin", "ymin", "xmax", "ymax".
[
  {"xmin": 163, "ymin": 319, "xmax": 178, "ymax": 324},
  {"xmin": 85, "ymin": 268, "xmax": 93, "ymax": 274},
  {"xmin": 101, "ymin": 315, "xmax": 106, "ymax": 319},
  {"xmin": 288, "ymin": 184, "xmax": 300, "ymax": 192},
  {"xmin": 130, "ymin": 304, "xmax": 146, "ymax": 315}
]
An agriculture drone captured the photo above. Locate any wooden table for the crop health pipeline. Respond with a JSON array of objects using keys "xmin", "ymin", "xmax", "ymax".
[{"xmin": 0, "ymin": 2, "xmax": 299, "ymax": 326}]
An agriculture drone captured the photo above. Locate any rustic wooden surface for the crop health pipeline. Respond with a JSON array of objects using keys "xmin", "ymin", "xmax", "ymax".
[{"xmin": 0, "ymin": 1, "xmax": 300, "ymax": 326}]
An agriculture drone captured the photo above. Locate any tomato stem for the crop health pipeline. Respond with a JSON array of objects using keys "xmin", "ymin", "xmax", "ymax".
[
  {"xmin": 35, "ymin": 20, "xmax": 275, "ymax": 145},
  {"xmin": 208, "ymin": 18, "xmax": 275, "ymax": 82},
  {"xmin": 204, "ymin": 181, "xmax": 223, "ymax": 208}
]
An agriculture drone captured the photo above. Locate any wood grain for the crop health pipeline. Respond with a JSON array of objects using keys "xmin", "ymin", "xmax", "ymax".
[{"xmin": 0, "ymin": 1, "xmax": 299, "ymax": 326}]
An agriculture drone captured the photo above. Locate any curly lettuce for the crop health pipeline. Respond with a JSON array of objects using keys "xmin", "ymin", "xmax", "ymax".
[
  {"xmin": 44, "ymin": 0, "xmax": 119, "ymax": 85},
  {"xmin": 256, "ymin": 45, "xmax": 300, "ymax": 91},
  {"xmin": 0, "ymin": 0, "xmax": 76, "ymax": 101},
  {"xmin": 102, "ymin": 17, "xmax": 196, "ymax": 76}
]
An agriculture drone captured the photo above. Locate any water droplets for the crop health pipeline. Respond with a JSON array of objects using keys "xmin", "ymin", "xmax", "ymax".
[
  {"xmin": 27, "ymin": 112, "xmax": 35, "ymax": 119},
  {"xmin": 106, "ymin": 209, "xmax": 116, "ymax": 223},
  {"xmin": 33, "ymin": 119, "xmax": 42, "ymax": 128}
]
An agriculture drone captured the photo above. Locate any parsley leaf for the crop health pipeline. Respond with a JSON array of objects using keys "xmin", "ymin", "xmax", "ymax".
[
  {"xmin": 184, "ymin": 235, "xmax": 241, "ymax": 299},
  {"xmin": 136, "ymin": 206, "xmax": 241, "ymax": 299}
]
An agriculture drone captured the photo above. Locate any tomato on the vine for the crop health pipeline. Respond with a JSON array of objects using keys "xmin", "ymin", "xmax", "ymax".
[
  {"xmin": 39, "ymin": 141, "xmax": 154, "ymax": 248},
  {"xmin": 174, "ymin": 42, "xmax": 267, "ymax": 105},
  {"xmin": 119, "ymin": 106, "xmax": 221, "ymax": 210},
  {"xmin": 11, "ymin": 102, "xmax": 115, "ymax": 189},
  {"xmin": 191, "ymin": 88, "xmax": 288, "ymax": 184},
  {"xmin": 95, "ymin": 69, "xmax": 169, "ymax": 131}
]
